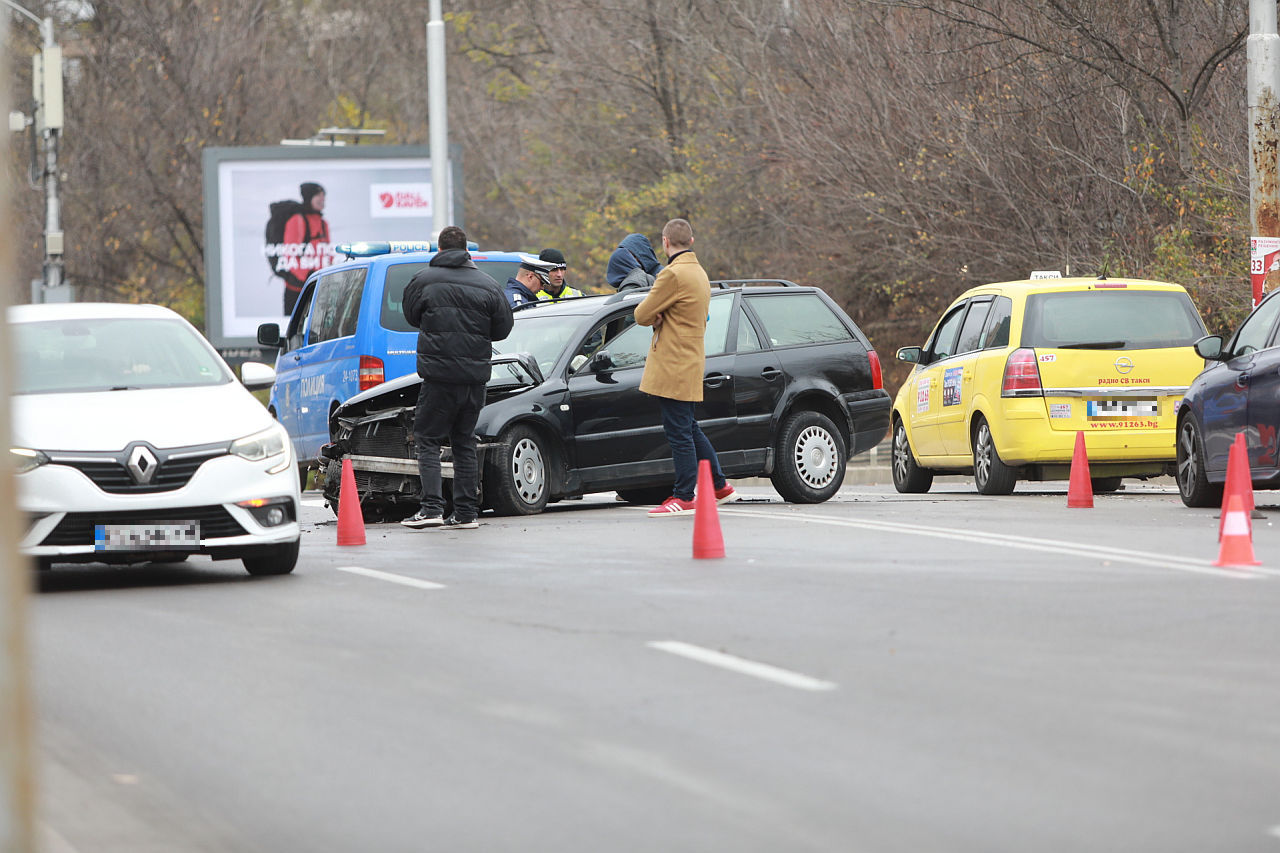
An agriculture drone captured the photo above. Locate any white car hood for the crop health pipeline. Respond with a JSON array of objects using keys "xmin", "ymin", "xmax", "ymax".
[{"xmin": 12, "ymin": 382, "xmax": 275, "ymax": 451}]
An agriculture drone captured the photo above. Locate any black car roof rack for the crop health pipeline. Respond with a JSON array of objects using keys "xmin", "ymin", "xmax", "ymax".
[{"xmin": 711, "ymin": 279, "xmax": 799, "ymax": 289}]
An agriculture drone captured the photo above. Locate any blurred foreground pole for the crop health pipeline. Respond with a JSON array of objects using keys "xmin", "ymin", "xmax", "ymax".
[
  {"xmin": 0, "ymin": 10, "xmax": 36, "ymax": 853},
  {"xmin": 1249, "ymin": 0, "xmax": 1280, "ymax": 306},
  {"xmin": 427, "ymin": 0, "xmax": 449, "ymax": 234}
]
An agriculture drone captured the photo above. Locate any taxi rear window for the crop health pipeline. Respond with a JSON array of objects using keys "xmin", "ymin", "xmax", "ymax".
[{"xmin": 1021, "ymin": 290, "xmax": 1204, "ymax": 350}]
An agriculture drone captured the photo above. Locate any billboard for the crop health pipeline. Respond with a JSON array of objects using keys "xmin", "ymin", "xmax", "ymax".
[{"xmin": 202, "ymin": 145, "xmax": 461, "ymax": 348}]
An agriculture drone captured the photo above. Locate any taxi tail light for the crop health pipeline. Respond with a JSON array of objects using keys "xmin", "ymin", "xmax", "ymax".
[
  {"xmin": 867, "ymin": 349, "xmax": 883, "ymax": 390},
  {"xmin": 359, "ymin": 355, "xmax": 385, "ymax": 391},
  {"xmin": 1001, "ymin": 348, "xmax": 1043, "ymax": 397}
]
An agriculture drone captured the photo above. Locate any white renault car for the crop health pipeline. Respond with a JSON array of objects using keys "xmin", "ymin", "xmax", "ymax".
[{"xmin": 9, "ymin": 303, "xmax": 301, "ymax": 575}]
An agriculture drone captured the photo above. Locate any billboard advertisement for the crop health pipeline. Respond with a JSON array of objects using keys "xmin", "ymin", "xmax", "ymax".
[{"xmin": 202, "ymin": 145, "xmax": 460, "ymax": 349}]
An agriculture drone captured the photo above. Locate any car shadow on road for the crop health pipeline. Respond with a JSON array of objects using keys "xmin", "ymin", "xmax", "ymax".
[{"xmin": 33, "ymin": 560, "xmax": 272, "ymax": 594}]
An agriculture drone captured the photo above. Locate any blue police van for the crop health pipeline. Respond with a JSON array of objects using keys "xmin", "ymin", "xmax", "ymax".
[{"xmin": 256, "ymin": 241, "xmax": 525, "ymax": 469}]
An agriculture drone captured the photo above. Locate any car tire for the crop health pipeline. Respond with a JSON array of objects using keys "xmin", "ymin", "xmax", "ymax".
[
  {"xmin": 1176, "ymin": 416, "xmax": 1223, "ymax": 508},
  {"xmin": 1091, "ymin": 476, "xmax": 1124, "ymax": 493},
  {"xmin": 243, "ymin": 539, "xmax": 299, "ymax": 576},
  {"xmin": 972, "ymin": 416, "xmax": 1017, "ymax": 496},
  {"xmin": 770, "ymin": 411, "xmax": 847, "ymax": 503},
  {"xmin": 485, "ymin": 424, "xmax": 550, "ymax": 516},
  {"xmin": 891, "ymin": 419, "xmax": 933, "ymax": 494},
  {"xmin": 616, "ymin": 486, "xmax": 672, "ymax": 505}
]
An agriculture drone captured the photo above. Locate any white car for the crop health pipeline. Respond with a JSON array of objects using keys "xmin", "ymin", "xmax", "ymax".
[{"xmin": 8, "ymin": 303, "xmax": 301, "ymax": 575}]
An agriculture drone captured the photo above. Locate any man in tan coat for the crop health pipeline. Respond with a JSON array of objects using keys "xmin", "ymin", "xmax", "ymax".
[{"xmin": 633, "ymin": 218, "xmax": 737, "ymax": 516}]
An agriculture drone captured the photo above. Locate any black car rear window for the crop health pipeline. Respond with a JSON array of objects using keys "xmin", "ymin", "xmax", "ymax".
[
  {"xmin": 745, "ymin": 293, "xmax": 853, "ymax": 347},
  {"xmin": 381, "ymin": 260, "xmax": 522, "ymax": 332},
  {"xmin": 1021, "ymin": 290, "xmax": 1204, "ymax": 350}
]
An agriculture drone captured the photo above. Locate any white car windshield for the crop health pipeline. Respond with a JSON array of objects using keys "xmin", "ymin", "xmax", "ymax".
[{"xmin": 12, "ymin": 317, "xmax": 234, "ymax": 394}]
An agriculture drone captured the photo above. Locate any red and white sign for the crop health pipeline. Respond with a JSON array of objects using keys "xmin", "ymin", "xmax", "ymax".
[
  {"xmin": 1250, "ymin": 236, "xmax": 1280, "ymax": 307},
  {"xmin": 370, "ymin": 182, "xmax": 432, "ymax": 218}
]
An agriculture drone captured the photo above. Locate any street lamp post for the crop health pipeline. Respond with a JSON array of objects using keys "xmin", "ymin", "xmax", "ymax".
[
  {"xmin": 427, "ymin": 0, "xmax": 449, "ymax": 235},
  {"xmin": 3, "ymin": 1, "xmax": 64, "ymax": 303}
]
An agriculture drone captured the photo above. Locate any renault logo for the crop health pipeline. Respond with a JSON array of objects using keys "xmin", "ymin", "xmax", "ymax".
[
  {"xmin": 1114, "ymin": 356, "xmax": 1134, "ymax": 374},
  {"xmin": 126, "ymin": 445, "xmax": 159, "ymax": 485}
]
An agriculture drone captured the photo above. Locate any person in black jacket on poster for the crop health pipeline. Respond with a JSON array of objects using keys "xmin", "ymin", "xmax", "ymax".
[{"xmin": 400, "ymin": 226, "xmax": 514, "ymax": 529}]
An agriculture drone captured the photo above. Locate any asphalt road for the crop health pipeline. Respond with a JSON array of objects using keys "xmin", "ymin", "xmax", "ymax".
[{"xmin": 27, "ymin": 479, "xmax": 1280, "ymax": 852}]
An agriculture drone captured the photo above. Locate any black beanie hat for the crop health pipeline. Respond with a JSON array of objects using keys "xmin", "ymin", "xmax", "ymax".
[
  {"xmin": 538, "ymin": 248, "xmax": 567, "ymax": 269},
  {"xmin": 300, "ymin": 182, "xmax": 325, "ymax": 204}
]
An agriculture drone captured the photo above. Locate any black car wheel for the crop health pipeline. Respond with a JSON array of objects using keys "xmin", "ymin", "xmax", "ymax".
[
  {"xmin": 243, "ymin": 539, "xmax": 299, "ymax": 576},
  {"xmin": 891, "ymin": 419, "xmax": 933, "ymax": 494},
  {"xmin": 1176, "ymin": 416, "xmax": 1223, "ymax": 508},
  {"xmin": 972, "ymin": 416, "xmax": 1017, "ymax": 495},
  {"xmin": 486, "ymin": 424, "xmax": 550, "ymax": 516},
  {"xmin": 770, "ymin": 411, "xmax": 847, "ymax": 503},
  {"xmin": 616, "ymin": 486, "xmax": 671, "ymax": 505}
]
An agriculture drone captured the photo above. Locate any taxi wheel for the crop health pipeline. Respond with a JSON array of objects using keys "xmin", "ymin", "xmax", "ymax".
[
  {"xmin": 770, "ymin": 411, "xmax": 847, "ymax": 503},
  {"xmin": 891, "ymin": 420, "xmax": 933, "ymax": 494},
  {"xmin": 485, "ymin": 425, "xmax": 550, "ymax": 516},
  {"xmin": 1176, "ymin": 416, "xmax": 1223, "ymax": 508},
  {"xmin": 972, "ymin": 416, "xmax": 1017, "ymax": 496}
]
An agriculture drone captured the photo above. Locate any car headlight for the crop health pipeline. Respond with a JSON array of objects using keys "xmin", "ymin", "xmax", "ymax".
[
  {"xmin": 10, "ymin": 448, "xmax": 49, "ymax": 474},
  {"xmin": 230, "ymin": 425, "xmax": 288, "ymax": 463}
]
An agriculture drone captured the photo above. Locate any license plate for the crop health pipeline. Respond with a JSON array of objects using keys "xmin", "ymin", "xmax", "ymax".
[
  {"xmin": 1087, "ymin": 399, "xmax": 1158, "ymax": 418},
  {"xmin": 94, "ymin": 522, "xmax": 200, "ymax": 551}
]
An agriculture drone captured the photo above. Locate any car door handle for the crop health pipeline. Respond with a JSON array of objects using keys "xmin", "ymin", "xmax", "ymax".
[
  {"xmin": 704, "ymin": 373, "xmax": 731, "ymax": 388},
  {"xmin": 760, "ymin": 367, "xmax": 782, "ymax": 381}
]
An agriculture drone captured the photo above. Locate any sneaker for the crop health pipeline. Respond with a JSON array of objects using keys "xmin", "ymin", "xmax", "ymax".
[
  {"xmin": 401, "ymin": 511, "xmax": 444, "ymax": 529},
  {"xmin": 714, "ymin": 484, "xmax": 738, "ymax": 505},
  {"xmin": 647, "ymin": 497, "xmax": 695, "ymax": 517},
  {"xmin": 441, "ymin": 516, "xmax": 479, "ymax": 530}
]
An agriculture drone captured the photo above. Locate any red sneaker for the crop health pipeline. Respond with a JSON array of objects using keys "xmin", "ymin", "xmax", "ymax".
[
  {"xmin": 648, "ymin": 496, "xmax": 695, "ymax": 517},
  {"xmin": 714, "ymin": 484, "xmax": 738, "ymax": 505}
]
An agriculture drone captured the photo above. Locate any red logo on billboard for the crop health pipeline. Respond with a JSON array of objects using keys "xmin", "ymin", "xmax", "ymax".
[{"xmin": 379, "ymin": 192, "xmax": 395, "ymax": 209}]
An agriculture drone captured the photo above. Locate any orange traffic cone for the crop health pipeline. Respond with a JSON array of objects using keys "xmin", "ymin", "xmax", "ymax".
[
  {"xmin": 1220, "ymin": 434, "xmax": 1248, "ymax": 539},
  {"xmin": 1233, "ymin": 431, "xmax": 1256, "ymax": 515},
  {"xmin": 1214, "ymin": 493, "xmax": 1260, "ymax": 567},
  {"xmin": 1066, "ymin": 430, "xmax": 1093, "ymax": 508},
  {"xmin": 692, "ymin": 459, "xmax": 725, "ymax": 559},
  {"xmin": 336, "ymin": 458, "xmax": 366, "ymax": 546}
]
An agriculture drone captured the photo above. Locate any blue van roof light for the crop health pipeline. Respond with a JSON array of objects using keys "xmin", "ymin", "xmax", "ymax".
[{"xmin": 335, "ymin": 240, "xmax": 480, "ymax": 259}]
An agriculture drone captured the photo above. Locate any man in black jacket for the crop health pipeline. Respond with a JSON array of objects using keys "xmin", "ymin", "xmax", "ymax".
[{"xmin": 400, "ymin": 226, "xmax": 514, "ymax": 529}]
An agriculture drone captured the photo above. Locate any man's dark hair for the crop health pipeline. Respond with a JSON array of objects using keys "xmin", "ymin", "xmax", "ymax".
[{"xmin": 437, "ymin": 226, "xmax": 468, "ymax": 251}]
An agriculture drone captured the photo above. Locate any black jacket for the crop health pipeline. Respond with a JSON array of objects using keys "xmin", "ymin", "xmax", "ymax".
[{"xmin": 402, "ymin": 250, "xmax": 514, "ymax": 384}]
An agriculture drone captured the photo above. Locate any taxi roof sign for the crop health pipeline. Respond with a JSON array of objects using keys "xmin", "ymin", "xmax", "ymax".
[{"xmin": 1029, "ymin": 270, "xmax": 1062, "ymax": 279}]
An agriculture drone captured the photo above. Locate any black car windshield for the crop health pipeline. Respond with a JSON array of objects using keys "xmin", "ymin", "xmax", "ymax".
[
  {"xmin": 1022, "ymin": 290, "xmax": 1205, "ymax": 350},
  {"xmin": 492, "ymin": 313, "xmax": 587, "ymax": 375},
  {"xmin": 12, "ymin": 317, "xmax": 234, "ymax": 394}
]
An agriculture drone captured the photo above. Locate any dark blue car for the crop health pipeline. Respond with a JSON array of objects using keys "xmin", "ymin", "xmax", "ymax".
[{"xmin": 1175, "ymin": 289, "xmax": 1280, "ymax": 506}]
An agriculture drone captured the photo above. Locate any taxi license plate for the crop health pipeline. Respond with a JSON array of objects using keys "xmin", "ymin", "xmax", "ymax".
[
  {"xmin": 1087, "ymin": 399, "xmax": 1158, "ymax": 418},
  {"xmin": 94, "ymin": 522, "xmax": 200, "ymax": 551}
]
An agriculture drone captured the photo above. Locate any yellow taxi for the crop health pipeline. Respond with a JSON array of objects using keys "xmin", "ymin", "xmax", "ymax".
[{"xmin": 891, "ymin": 275, "xmax": 1208, "ymax": 494}]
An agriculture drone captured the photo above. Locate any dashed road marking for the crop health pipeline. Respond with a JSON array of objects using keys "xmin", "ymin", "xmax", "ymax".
[
  {"xmin": 648, "ymin": 640, "xmax": 837, "ymax": 692},
  {"xmin": 715, "ymin": 507, "xmax": 1263, "ymax": 579},
  {"xmin": 334, "ymin": 565, "xmax": 445, "ymax": 590}
]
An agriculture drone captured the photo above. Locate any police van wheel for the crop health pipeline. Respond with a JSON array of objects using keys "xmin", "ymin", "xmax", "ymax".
[{"xmin": 485, "ymin": 425, "xmax": 550, "ymax": 516}]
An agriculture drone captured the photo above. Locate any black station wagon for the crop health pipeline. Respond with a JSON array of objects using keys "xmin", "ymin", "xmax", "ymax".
[{"xmin": 320, "ymin": 281, "xmax": 891, "ymax": 519}]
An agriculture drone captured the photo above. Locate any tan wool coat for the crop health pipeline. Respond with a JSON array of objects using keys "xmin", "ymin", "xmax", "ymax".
[{"xmin": 633, "ymin": 251, "xmax": 710, "ymax": 401}]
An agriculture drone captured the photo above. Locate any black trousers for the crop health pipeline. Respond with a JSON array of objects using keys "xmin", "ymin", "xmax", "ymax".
[{"xmin": 413, "ymin": 381, "xmax": 486, "ymax": 520}]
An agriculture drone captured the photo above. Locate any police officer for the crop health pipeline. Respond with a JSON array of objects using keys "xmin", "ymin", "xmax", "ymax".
[
  {"xmin": 535, "ymin": 248, "xmax": 583, "ymax": 301},
  {"xmin": 503, "ymin": 254, "xmax": 558, "ymax": 307}
]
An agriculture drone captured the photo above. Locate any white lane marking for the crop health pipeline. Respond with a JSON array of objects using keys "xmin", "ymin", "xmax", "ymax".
[
  {"xmin": 716, "ymin": 507, "xmax": 1263, "ymax": 579},
  {"xmin": 648, "ymin": 640, "xmax": 837, "ymax": 692},
  {"xmin": 334, "ymin": 565, "xmax": 445, "ymax": 590},
  {"xmin": 301, "ymin": 498, "xmax": 328, "ymax": 507}
]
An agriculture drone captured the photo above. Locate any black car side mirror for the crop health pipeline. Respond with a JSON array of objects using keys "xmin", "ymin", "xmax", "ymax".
[
  {"xmin": 897, "ymin": 346, "xmax": 923, "ymax": 364},
  {"xmin": 589, "ymin": 351, "xmax": 615, "ymax": 372},
  {"xmin": 257, "ymin": 323, "xmax": 283, "ymax": 348},
  {"xmin": 1193, "ymin": 335, "xmax": 1224, "ymax": 361}
]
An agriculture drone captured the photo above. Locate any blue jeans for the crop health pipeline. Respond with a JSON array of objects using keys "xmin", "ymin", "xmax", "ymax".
[{"xmin": 659, "ymin": 398, "xmax": 726, "ymax": 501}]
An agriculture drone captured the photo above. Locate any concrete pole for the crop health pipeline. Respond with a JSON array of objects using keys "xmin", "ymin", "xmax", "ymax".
[
  {"xmin": 427, "ymin": 0, "xmax": 449, "ymax": 234},
  {"xmin": 1248, "ymin": 0, "xmax": 1280, "ymax": 306},
  {"xmin": 0, "ymin": 10, "xmax": 38, "ymax": 850},
  {"xmin": 38, "ymin": 16, "xmax": 61, "ymax": 297}
]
